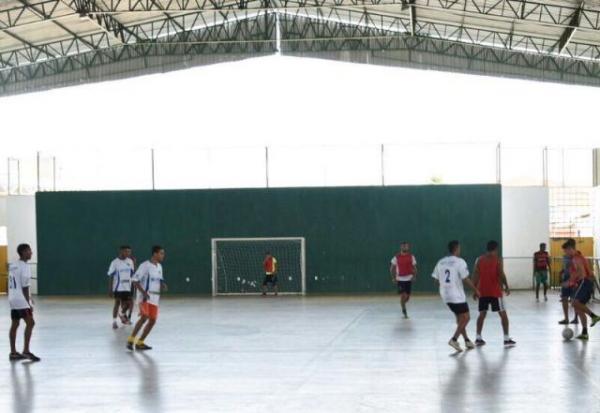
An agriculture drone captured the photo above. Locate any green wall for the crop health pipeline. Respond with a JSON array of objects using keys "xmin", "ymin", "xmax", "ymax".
[{"xmin": 36, "ymin": 185, "xmax": 501, "ymax": 295}]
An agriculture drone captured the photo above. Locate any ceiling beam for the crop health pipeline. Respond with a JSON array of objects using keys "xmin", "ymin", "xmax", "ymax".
[
  {"xmin": 555, "ymin": 2, "xmax": 584, "ymax": 55},
  {"xmin": 68, "ymin": 0, "xmax": 145, "ymax": 43}
]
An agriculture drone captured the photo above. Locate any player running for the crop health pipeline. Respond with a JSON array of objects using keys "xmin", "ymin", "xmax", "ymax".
[
  {"xmin": 533, "ymin": 243, "xmax": 551, "ymax": 302},
  {"xmin": 390, "ymin": 242, "xmax": 417, "ymax": 319},
  {"xmin": 472, "ymin": 240, "xmax": 516, "ymax": 347},
  {"xmin": 558, "ymin": 239, "xmax": 578, "ymax": 325},
  {"xmin": 8, "ymin": 244, "xmax": 40, "ymax": 362},
  {"xmin": 108, "ymin": 245, "xmax": 135, "ymax": 329},
  {"xmin": 261, "ymin": 252, "xmax": 278, "ymax": 296},
  {"xmin": 127, "ymin": 246, "xmax": 168, "ymax": 351},
  {"xmin": 432, "ymin": 240, "xmax": 480, "ymax": 352},
  {"xmin": 563, "ymin": 241, "xmax": 600, "ymax": 340}
]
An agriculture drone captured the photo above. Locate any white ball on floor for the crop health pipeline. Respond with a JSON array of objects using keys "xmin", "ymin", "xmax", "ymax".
[
  {"xmin": 185, "ymin": 277, "xmax": 190, "ymax": 282},
  {"xmin": 562, "ymin": 328, "xmax": 574, "ymax": 341}
]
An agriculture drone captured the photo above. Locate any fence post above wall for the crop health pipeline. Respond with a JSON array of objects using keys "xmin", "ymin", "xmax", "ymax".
[
  {"xmin": 496, "ymin": 143, "xmax": 501, "ymax": 184},
  {"xmin": 381, "ymin": 144, "xmax": 385, "ymax": 186},
  {"xmin": 151, "ymin": 148, "xmax": 156, "ymax": 190},
  {"xmin": 594, "ymin": 148, "xmax": 600, "ymax": 187},
  {"xmin": 265, "ymin": 146, "xmax": 270, "ymax": 188}
]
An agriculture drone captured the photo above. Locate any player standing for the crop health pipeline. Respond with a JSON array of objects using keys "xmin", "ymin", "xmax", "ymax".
[
  {"xmin": 108, "ymin": 245, "xmax": 135, "ymax": 329},
  {"xmin": 390, "ymin": 242, "xmax": 417, "ymax": 319},
  {"xmin": 533, "ymin": 243, "xmax": 551, "ymax": 302},
  {"xmin": 472, "ymin": 240, "xmax": 516, "ymax": 347},
  {"xmin": 8, "ymin": 244, "xmax": 40, "ymax": 362},
  {"xmin": 261, "ymin": 252, "xmax": 278, "ymax": 296},
  {"xmin": 432, "ymin": 240, "xmax": 480, "ymax": 352},
  {"xmin": 127, "ymin": 246, "xmax": 168, "ymax": 351},
  {"xmin": 558, "ymin": 239, "xmax": 578, "ymax": 325},
  {"xmin": 563, "ymin": 241, "xmax": 600, "ymax": 340}
]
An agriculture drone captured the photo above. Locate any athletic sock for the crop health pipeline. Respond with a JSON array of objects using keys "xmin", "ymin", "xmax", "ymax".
[
  {"xmin": 127, "ymin": 336, "xmax": 136, "ymax": 344},
  {"xmin": 452, "ymin": 336, "xmax": 458, "ymax": 341},
  {"xmin": 503, "ymin": 334, "xmax": 510, "ymax": 340},
  {"xmin": 114, "ymin": 318, "xmax": 119, "ymax": 323},
  {"xmin": 137, "ymin": 339, "xmax": 144, "ymax": 346},
  {"xmin": 476, "ymin": 334, "xmax": 482, "ymax": 340}
]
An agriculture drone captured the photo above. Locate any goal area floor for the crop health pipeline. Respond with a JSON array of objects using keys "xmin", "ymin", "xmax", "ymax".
[{"xmin": 2, "ymin": 292, "xmax": 598, "ymax": 412}]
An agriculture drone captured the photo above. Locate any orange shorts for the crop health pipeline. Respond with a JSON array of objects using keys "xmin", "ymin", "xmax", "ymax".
[{"xmin": 140, "ymin": 302, "xmax": 159, "ymax": 320}]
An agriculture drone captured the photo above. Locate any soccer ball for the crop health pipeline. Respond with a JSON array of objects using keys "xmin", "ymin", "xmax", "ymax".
[{"xmin": 562, "ymin": 328, "xmax": 574, "ymax": 341}]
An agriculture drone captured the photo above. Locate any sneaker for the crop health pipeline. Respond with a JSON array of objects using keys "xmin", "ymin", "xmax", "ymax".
[
  {"xmin": 123, "ymin": 319, "xmax": 132, "ymax": 326},
  {"xmin": 475, "ymin": 338, "xmax": 486, "ymax": 346},
  {"xmin": 135, "ymin": 343, "xmax": 152, "ymax": 351},
  {"xmin": 544, "ymin": 296, "xmax": 548, "ymax": 302},
  {"xmin": 448, "ymin": 339, "xmax": 463, "ymax": 352},
  {"xmin": 112, "ymin": 321, "xmax": 118, "ymax": 330},
  {"xmin": 558, "ymin": 319, "xmax": 569, "ymax": 325},
  {"xmin": 9, "ymin": 352, "xmax": 25, "ymax": 361},
  {"xmin": 402, "ymin": 309, "xmax": 408, "ymax": 319},
  {"xmin": 119, "ymin": 314, "xmax": 128, "ymax": 324},
  {"xmin": 504, "ymin": 339, "xmax": 517, "ymax": 347},
  {"xmin": 261, "ymin": 292, "xmax": 267, "ymax": 296},
  {"xmin": 22, "ymin": 352, "xmax": 41, "ymax": 362},
  {"xmin": 591, "ymin": 315, "xmax": 600, "ymax": 327},
  {"xmin": 464, "ymin": 339, "xmax": 475, "ymax": 350},
  {"xmin": 570, "ymin": 318, "xmax": 579, "ymax": 325},
  {"xmin": 576, "ymin": 334, "xmax": 589, "ymax": 341},
  {"xmin": 126, "ymin": 342, "xmax": 134, "ymax": 351}
]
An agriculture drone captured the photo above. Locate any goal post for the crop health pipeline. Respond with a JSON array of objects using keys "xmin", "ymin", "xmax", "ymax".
[{"xmin": 211, "ymin": 237, "xmax": 306, "ymax": 296}]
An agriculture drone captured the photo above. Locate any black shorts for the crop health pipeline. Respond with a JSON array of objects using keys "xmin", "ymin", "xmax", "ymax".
[
  {"xmin": 478, "ymin": 297, "xmax": 505, "ymax": 312},
  {"xmin": 574, "ymin": 279, "xmax": 594, "ymax": 305},
  {"xmin": 114, "ymin": 291, "xmax": 133, "ymax": 301},
  {"xmin": 397, "ymin": 281, "xmax": 412, "ymax": 295},
  {"xmin": 447, "ymin": 302, "xmax": 469, "ymax": 315},
  {"xmin": 263, "ymin": 274, "xmax": 278, "ymax": 286},
  {"xmin": 11, "ymin": 308, "xmax": 33, "ymax": 321},
  {"xmin": 560, "ymin": 286, "xmax": 574, "ymax": 299}
]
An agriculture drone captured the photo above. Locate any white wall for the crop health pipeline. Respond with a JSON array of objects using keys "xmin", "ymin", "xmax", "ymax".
[
  {"xmin": 502, "ymin": 187, "xmax": 550, "ymax": 289},
  {"xmin": 593, "ymin": 187, "xmax": 600, "ymax": 257},
  {"xmin": 7, "ymin": 196, "xmax": 37, "ymax": 294},
  {"xmin": 0, "ymin": 196, "xmax": 7, "ymax": 227}
]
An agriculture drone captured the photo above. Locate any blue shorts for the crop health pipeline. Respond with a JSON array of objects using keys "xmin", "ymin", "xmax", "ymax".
[{"xmin": 574, "ymin": 279, "xmax": 594, "ymax": 305}]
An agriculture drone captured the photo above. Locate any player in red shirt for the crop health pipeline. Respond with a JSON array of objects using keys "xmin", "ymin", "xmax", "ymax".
[
  {"xmin": 533, "ymin": 243, "xmax": 551, "ymax": 302},
  {"xmin": 261, "ymin": 252, "xmax": 278, "ymax": 296},
  {"xmin": 563, "ymin": 241, "xmax": 600, "ymax": 340},
  {"xmin": 472, "ymin": 240, "xmax": 515, "ymax": 347},
  {"xmin": 389, "ymin": 242, "xmax": 417, "ymax": 319}
]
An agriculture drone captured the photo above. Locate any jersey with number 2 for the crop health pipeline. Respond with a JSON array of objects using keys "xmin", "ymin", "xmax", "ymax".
[{"xmin": 432, "ymin": 256, "xmax": 470, "ymax": 304}]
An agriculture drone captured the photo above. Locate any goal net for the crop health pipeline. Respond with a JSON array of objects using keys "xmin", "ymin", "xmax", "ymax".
[{"xmin": 211, "ymin": 237, "xmax": 305, "ymax": 296}]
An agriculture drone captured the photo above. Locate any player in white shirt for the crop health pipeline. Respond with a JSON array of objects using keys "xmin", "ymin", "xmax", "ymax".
[
  {"xmin": 432, "ymin": 240, "xmax": 480, "ymax": 353},
  {"xmin": 127, "ymin": 245, "xmax": 168, "ymax": 351},
  {"xmin": 107, "ymin": 245, "xmax": 135, "ymax": 329},
  {"xmin": 8, "ymin": 244, "xmax": 40, "ymax": 362}
]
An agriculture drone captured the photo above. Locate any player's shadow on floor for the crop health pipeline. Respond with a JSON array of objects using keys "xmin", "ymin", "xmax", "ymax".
[
  {"xmin": 11, "ymin": 361, "xmax": 36, "ymax": 413},
  {"xmin": 129, "ymin": 351, "xmax": 162, "ymax": 412}
]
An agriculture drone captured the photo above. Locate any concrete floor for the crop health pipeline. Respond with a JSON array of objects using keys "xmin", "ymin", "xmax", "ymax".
[{"xmin": 1, "ymin": 291, "xmax": 599, "ymax": 413}]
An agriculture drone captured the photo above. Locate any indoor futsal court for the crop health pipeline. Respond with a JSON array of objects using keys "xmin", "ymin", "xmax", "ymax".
[{"xmin": 1, "ymin": 1, "xmax": 600, "ymax": 412}]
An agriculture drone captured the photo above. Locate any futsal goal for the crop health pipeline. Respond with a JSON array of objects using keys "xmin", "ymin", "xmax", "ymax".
[{"xmin": 211, "ymin": 237, "xmax": 306, "ymax": 296}]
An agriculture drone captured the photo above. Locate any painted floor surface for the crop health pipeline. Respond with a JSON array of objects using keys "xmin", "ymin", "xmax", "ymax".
[{"xmin": 1, "ymin": 292, "xmax": 599, "ymax": 413}]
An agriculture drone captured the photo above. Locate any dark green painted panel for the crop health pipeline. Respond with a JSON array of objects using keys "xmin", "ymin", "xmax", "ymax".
[{"xmin": 36, "ymin": 185, "xmax": 501, "ymax": 295}]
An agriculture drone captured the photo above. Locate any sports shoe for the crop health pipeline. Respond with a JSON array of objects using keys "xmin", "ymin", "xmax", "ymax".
[
  {"xmin": 9, "ymin": 352, "xmax": 25, "ymax": 361},
  {"xmin": 544, "ymin": 296, "xmax": 548, "ymax": 302},
  {"xmin": 504, "ymin": 339, "xmax": 517, "ymax": 347},
  {"xmin": 448, "ymin": 339, "xmax": 463, "ymax": 352},
  {"xmin": 591, "ymin": 315, "xmax": 600, "ymax": 327},
  {"xmin": 475, "ymin": 338, "xmax": 486, "ymax": 346},
  {"xmin": 464, "ymin": 339, "xmax": 475, "ymax": 350},
  {"xmin": 576, "ymin": 333, "xmax": 589, "ymax": 341},
  {"xmin": 570, "ymin": 318, "xmax": 579, "ymax": 325},
  {"xmin": 558, "ymin": 319, "xmax": 569, "ymax": 325},
  {"xmin": 126, "ymin": 342, "xmax": 134, "ymax": 351},
  {"xmin": 112, "ymin": 321, "xmax": 118, "ymax": 330},
  {"xmin": 119, "ymin": 314, "xmax": 128, "ymax": 324},
  {"xmin": 135, "ymin": 343, "xmax": 152, "ymax": 351},
  {"xmin": 402, "ymin": 309, "xmax": 408, "ymax": 319},
  {"xmin": 22, "ymin": 352, "xmax": 41, "ymax": 362}
]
